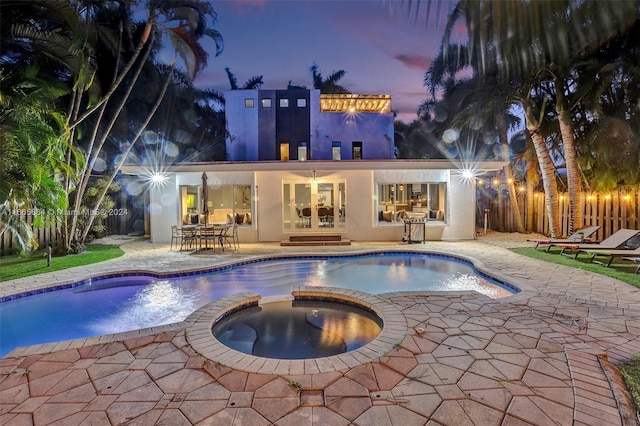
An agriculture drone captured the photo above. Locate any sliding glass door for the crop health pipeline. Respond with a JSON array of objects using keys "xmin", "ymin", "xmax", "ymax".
[{"xmin": 283, "ymin": 179, "xmax": 346, "ymax": 232}]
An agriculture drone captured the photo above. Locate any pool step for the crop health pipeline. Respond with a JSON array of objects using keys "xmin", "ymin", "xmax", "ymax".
[{"xmin": 281, "ymin": 234, "xmax": 351, "ymax": 246}]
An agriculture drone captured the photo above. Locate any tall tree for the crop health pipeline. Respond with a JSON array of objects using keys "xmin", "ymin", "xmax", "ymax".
[
  {"xmin": 423, "ymin": 0, "xmax": 640, "ymax": 237},
  {"xmin": 224, "ymin": 67, "xmax": 263, "ymax": 90},
  {"xmin": 310, "ymin": 63, "xmax": 350, "ymax": 94},
  {"xmin": 72, "ymin": 0, "xmax": 224, "ymax": 246}
]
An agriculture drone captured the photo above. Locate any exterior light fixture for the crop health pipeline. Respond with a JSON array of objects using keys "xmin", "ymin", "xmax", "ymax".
[
  {"xmin": 150, "ymin": 172, "xmax": 168, "ymax": 186},
  {"xmin": 311, "ymin": 170, "xmax": 317, "ymax": 185},
  {"xmin": 461, "ymin": 169, "xmax": 474, "ymax": 180}
]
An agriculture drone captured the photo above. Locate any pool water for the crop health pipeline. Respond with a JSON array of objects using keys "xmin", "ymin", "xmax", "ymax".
[
  {"xmin": 0, "ymin": 253, "xmax": 516, "ymax": 357},
  {"xmin": 212, "ymin": 300, "xmax": 383, "ymax": 359}
]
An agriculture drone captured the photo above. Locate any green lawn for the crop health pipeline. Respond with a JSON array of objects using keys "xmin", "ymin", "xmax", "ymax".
[
  {"xmin": 619, "ymin": 357, "xmax": 640, "ymax": 413},
  {"xmin": 0, "ymin": 244, "xmax": 124, "ymax": 282},
  {"xmin": 509, "ymin": 247, "xmax": 640, "ymax": 288}
]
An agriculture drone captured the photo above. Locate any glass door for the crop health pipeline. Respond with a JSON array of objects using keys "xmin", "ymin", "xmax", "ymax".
[{"xmin": 283, "ymin": 179, "xmax": 346, "ymax": 232}]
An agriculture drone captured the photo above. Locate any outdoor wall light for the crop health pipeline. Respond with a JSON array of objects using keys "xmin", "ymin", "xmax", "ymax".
[
  {"xmin": 460, "ymin": 169, "xmax": 475, "ymax": 181},
  {"xmin": 312, "ymin": 170, "xmax": 318, "ymax": 185},
  {"xmin": 150, "ymin": 172, "xmax": 168, "ymax": 185}
]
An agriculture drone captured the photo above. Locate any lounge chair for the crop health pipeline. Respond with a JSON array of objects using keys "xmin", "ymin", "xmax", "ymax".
[
  {"xmin": 554, "ymin": 229, "xmax": 640, "ymax": 259},
  {"xmin": 621, "ymin": 256, "xmax": 640, "ymax": 273},
  {"xmin": 582, "ymin": 247, "xmax": 640, "ymax": 267},
  {"xmin": 527, "ymin": 225, "xmax": 601, "ymax": 251}
]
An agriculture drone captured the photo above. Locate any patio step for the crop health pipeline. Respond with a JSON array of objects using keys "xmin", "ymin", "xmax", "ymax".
[{"xmin": 281, "ymin": 234, "xmax": 351, "ymax": 246}]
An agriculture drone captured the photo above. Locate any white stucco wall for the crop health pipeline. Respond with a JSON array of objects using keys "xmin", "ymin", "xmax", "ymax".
[
  {"xmin": 149, "ymin": 174, "xmax": 179, "ymax": 243},
  {"xmin": 136, "ymin": 162, "xmax": 490, "ymax": 244}
]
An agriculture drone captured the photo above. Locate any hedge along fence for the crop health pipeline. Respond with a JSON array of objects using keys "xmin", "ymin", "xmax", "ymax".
[{"xmin": 480, "ymin": 189, "xmax": 640, "ymax": 240}]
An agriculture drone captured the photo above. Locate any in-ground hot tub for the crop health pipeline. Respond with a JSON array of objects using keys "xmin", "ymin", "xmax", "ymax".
[
  {"xmin": 185, "ymin": 287, "xmax": 408, "ymax": 373},
  {"xmin": 212, "ymin": 299, "xmax": 383, "ymax": 359}
]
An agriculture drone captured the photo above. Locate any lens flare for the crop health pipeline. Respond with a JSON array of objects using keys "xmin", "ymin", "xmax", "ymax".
[{"xmin": 442, "ymin": 128, "xmax": 459, "ymax": 144}]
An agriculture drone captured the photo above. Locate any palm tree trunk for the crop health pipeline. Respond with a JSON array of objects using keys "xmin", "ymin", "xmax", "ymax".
[
  {"xmin": 522, "ymin": 101, "xmax": 561, "ymax": 237},
  {"xmin": 79, "ymin": 63, "xmax": 176, "ymax": 243},
  {"xmin": 497, "ymin": 114, "xmax": 526, "ymax": 233},
  {"xmin": 69, "ymin": 32, "xmax": 154, "ymax": 245},
  {"xmin": 68, "ymin": 22, "xmax": 153, "ymax": 130},
  {"xmin": 554, "ymin": 74, "xmax": 583, "ymax": 234}
]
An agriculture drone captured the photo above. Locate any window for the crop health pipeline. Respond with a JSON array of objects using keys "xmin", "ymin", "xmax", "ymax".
[
  {"xmin": 280, "ymin": 142, "xmax": 290, "ymax": 161},
  {"xmin": 279, "ymin": 98, "xmax": 289, "ymax": 108},
  {"xmin": 352, "ymin": 141, "xmax": 363, "ymax": 160},
  {"xmin": 297, "ymin": 98, "xmax": 307, "ymax": 107},
  {"xmin": 298, "ymin": 142, "xmax": 308, "ymax": 161},
  {"xmin": 261, "ymin": 98, "xmax": 272, "ymax": 108},
  {"xmin": 332, "ymin": 141, "xmax": 341, "ymax": 160},
  {"xmin": 244, "ymin": 98, "xmax": 254, "ymax": 108},
  {"xmin": 377, "ymin": 183, "xmax": 447, "ymax": 224},
  {"xmin": 180, "ymin": 184, "xmax": 253, "ymax": 226}
]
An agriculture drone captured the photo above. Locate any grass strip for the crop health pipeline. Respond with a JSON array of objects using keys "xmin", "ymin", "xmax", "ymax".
[
  {"xmin": 0, "ymin": 245, "xmax": 124, "ymax": 282},
  {"xmin": 509, "ymin": 247, "xmax": 640, "ymax": 288},
  {"xmin": 618, "ymin": 357, "xmax": 640, "ymax": 414}
]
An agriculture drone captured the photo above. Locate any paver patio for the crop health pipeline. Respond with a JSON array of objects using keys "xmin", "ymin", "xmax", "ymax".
[{"xmin": 1, "ymin": 233, "xmax": 640, "ymax": 425}]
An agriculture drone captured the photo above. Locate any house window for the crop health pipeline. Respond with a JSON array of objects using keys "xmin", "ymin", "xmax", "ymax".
[
  {"xmin": 279, "ymin": 98, "xmax": 289, "ymax": 108},
  {"xmin": 332, "ymin": 141, "xmax": 341, "ymax": 160},
  {"xmin": 352, "ymin": 141, "xmax": 362, "ymax": 160},
  {"xmin": 297, "ymin": 98, "xmax": 307, "ymax": 107},
  {"xmin": 280, "ymin": 142, "xmax": 290, "ymax": 161},
  {"xmin": 244, "ymin": 98, "xmax": 254, "ymax": 108},
  {"xmin": 298, "ymin": 142, "xmax": 308, "ymax": 161},
  {"xmin": 179, "ymin": 184, "xmax": 253, "ymax": 226},
  {"xmin": 376, "ymin": 183, "xmax": 447, "ymax": 224},
  {"xmin": 261, "ymin": 98, "xmax": 272, "ymax": 108}
]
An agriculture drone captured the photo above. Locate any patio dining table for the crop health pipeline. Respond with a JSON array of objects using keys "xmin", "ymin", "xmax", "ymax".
[{"xmin": 184, "ymin": 224, "xmax": 232, "ymax": 253}]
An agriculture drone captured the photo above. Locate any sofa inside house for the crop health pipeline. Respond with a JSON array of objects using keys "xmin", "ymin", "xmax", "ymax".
[
  {"xmin": 209, "ymin": 209, "xmax": 252, "ymax": 225},
  {"xmin": 184, "ymin": 209, "xmax": 252, "ymax": 225}
]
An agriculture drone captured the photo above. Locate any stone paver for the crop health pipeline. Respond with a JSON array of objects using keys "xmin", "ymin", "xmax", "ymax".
[{"xmin": 2, "ymin": 233, "xmax": 640, "ymax": 424}]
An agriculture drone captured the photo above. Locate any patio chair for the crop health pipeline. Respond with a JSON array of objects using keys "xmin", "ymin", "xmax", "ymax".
[
  {"xmin": 527, "ymin": 225, "xmax": 600, "ymax": 251},
  {"xmin": 199, "ymin": 226, "xmax": 217, "ymax": 251},
  {"xmin": 583, "ymin": 246, "xmax": 640, "ymax": 268},
  {"xmin": 180, "ymin": 226, "xmax": 199, "ymax": 251},
  {"xmin": 554, "ymin": 228, "xmax": 640, "ymax": 259},
  {"xmin": 216, "ymin": 225, "xmax": 231, "ymax": 251},
  {"xmin": 170, "ymin": 225, "xmax": 183, "ymax": 251},
  {"xmin": 221, "ymin": 224, "xmax": 239, "ymax": 251}
]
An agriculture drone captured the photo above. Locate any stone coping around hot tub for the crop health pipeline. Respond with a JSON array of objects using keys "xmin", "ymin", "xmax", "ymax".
[{"xmin": 185, "ymin": 287, "xmax": 408, "ymax": 374}]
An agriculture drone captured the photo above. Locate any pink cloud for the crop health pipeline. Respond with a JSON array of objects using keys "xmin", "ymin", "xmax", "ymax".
[{"xmin": 395, "ymin": 54, "xmax": 431, "ymax": 71}]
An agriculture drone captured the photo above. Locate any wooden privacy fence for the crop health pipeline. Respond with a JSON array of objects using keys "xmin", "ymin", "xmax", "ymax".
[
  {"xmin": 480, "ymin": 189, "xmax": 640, "ymax": 240},
  {"xmin": 0, "ymin": 213, "xmax": 58, "ymax": 257}
]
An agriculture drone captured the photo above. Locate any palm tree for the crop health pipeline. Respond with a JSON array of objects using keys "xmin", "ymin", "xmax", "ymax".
[
  {"xmin": 0, "ymin": 68, "xmax": 72, "ymax": 252},
  {"xmin": 423, "ymin": 35, "xmax": 526, "ymax": 232},
  {"xmin": 225, "ymin": 67, "xmax": 263, "ymax": 90},
  {"xmin": 310, "ymin": 63, "xmax": 350, "ymax": 94},
  {"xmin": 425, "ymin": 0, "xmax": 640, "ymax": 237},
  {"xmin": 74, "ymin": 0, "xmax": 224, "ymax": 245}
]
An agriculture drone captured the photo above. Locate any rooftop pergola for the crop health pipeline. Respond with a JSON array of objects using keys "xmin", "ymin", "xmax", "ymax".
[{"xmin": 320, "ymin": 94, "xmax": 392, "ymax": 114}]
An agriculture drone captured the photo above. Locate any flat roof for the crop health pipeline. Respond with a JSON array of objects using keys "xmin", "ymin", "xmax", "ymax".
[{"xmin": 121, "ymin": 159, "xmax": 506, "ymax": 175}]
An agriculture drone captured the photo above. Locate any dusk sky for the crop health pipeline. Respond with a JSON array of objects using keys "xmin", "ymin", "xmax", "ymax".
[{"xmin": 194, "ymin": 0, "xmax": 460, "ymax": 123}]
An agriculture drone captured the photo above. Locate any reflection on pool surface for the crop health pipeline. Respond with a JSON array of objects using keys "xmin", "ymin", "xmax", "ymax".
[
  {"xmin": 0, "ymin": 252, "xmax": 518, "ymax": 357},
  {"xmin": 212, "ymin": 300, "xmax": 383, "ymax": 359}
]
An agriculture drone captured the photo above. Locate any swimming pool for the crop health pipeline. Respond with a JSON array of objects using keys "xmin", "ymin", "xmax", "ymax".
[{"xmin": 0, "ymin": 252, "xmax": 518, "ymax": 357}]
